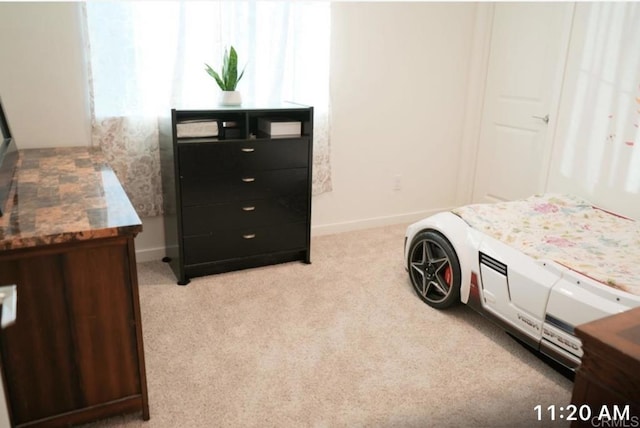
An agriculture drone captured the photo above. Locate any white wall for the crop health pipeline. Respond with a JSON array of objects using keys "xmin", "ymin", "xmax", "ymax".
[
  {"xmin": 0, "ymin": 3, "xmax": 90, "ymax": 147},
  {"xmin": 313, "ymin": 2, "xmax": 477, "ymax": 234}
]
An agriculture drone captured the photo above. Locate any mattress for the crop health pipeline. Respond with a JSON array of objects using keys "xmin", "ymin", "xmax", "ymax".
[{"xmin": 452, "ymin": 194, "xmax": 640, "ymax": 296}]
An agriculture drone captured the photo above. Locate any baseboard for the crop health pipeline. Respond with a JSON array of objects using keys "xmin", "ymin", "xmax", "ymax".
[
  {"xmin": 311, "ymin": 207, "xmax": 452, "ymax": 237},
  {"xmin": 135, "ymin": 246, "xmax": 166, "ymax": 263},
  {"xmin": 134, "ymin": 208, "xmax": 452, "ymax": 261}
]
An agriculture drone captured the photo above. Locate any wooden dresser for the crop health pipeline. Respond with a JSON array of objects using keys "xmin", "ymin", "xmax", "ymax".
[
  {"xmin": 571, "ymin": 307, "xmax": 640, "ymax": 427},
  {"xmin": 0, "ymin": 147, "xmax": 149, "ymax": 427},
  {"xmin": 159, "ymin": 103, "xmax": 313, "ymax": 285}
]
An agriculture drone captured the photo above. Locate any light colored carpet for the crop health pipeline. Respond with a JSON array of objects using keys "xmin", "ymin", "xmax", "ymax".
[{"xmin": 87, "ymin": 224, "xmax": 572, "ymax": 427}]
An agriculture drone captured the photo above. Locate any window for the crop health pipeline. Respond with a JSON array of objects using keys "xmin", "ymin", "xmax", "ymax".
[{"xmin": 84, "ymin": 1, "xmax": 332, "ymax": 217}]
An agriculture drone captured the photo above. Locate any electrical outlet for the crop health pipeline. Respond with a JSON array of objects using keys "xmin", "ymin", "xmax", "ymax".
[{"xmin": 393, "ymin": 174, "xmax": 402, "ymax": 191}]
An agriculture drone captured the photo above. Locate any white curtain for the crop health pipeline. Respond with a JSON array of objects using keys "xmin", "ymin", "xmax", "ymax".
[
  {"xmin": 83, "ymin": 1, "xmax": 332, "ymax": 217},
  {"xmin": 557, "ymin": 2, "xmax": 640, "ymax": 195}
]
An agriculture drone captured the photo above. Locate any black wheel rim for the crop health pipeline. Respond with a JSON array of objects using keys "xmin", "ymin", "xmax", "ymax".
[{"xmin": 409, "ymin": 238, "xmax": 453, "ymax": 304}]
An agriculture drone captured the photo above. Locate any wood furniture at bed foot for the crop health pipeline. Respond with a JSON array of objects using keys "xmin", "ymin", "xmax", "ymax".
[
  {"xmin": 159, "ymin": 103, "xmax": 313, "ymax": 285},
  {"xmin": 0, "ymin": 147, "xmax": 149, "ymax": 427},
  {"xmin": 570, "ymin": 307, "xmax": 640, "ymax": 427}
]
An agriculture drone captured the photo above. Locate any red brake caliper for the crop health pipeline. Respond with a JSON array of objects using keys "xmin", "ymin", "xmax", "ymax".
[{"xmin": 444, "ymin": 265, "xmax": 452, "ymax": 286}]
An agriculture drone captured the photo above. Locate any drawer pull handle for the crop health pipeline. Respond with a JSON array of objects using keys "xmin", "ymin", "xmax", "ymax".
[
  {"xmin": 243, "ymin": 234, "xmax": 256, "ymax": 239},
  {"xmin": 241, "ymin": 147, "xmax": 255, "ymax": 153},
  {"xmin": 242, "ymin": 177, "xmax": 255, "ymax": 183},
  {"xmin": 242, "ymin": 206, "xmax": 256, "ymax": 211}
]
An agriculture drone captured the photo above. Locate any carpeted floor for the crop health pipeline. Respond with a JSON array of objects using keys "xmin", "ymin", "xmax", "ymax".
[{"xmin": 86, "ymin": 224, "xmax": 572, "ymax": 427}]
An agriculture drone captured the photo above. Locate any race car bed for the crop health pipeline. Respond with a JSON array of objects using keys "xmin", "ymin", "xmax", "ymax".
[{"xmin": 404, "ymin": 194, "xmax": 640, "ymax": 369}]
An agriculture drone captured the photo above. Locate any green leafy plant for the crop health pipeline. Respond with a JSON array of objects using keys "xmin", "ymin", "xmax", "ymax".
[{"xmin": 205, "ymin": 46, "xmax": 246, "ymax": 91}]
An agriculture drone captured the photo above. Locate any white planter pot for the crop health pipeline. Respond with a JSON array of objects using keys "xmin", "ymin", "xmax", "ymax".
[{"xmin": 219, "ymin": 90, "xmax": 242, "ymax": 106}]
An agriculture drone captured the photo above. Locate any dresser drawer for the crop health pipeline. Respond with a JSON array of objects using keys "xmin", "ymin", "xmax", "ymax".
[
  {"xmin": 180, "ymin": 168, "xmax": 308, "ymax": 206},
  {"xmin": 182, "ymin": 197, "xmax": 307, "ymax": 236},
  {"xmin": 183, "ymin": 222, "xmax": 307, "ymax": 265},
  {"xmin": 178, "ymin": 138, "xmax": 309, "ymax": 175}
]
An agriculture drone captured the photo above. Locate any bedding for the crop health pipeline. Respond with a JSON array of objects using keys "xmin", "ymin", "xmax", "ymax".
[{"xmin": 452, "ymin": 194, "xmax": 640, "ymax": 296}]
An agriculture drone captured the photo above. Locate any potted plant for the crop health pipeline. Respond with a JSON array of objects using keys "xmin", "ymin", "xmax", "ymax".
[{"xmin": 205, "ymin": 46, "xmax": 246, "ymax": 106}]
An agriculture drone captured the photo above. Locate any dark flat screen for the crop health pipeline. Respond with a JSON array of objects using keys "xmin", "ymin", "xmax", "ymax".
[{"xmin": 0, "ymin": 98, "xmax": 18, "ymax": 217}]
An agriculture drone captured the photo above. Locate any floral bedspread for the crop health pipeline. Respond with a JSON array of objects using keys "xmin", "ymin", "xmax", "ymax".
[{"xmin": 452, "ymin": 194, "xmax": 640, "ymax": 296}]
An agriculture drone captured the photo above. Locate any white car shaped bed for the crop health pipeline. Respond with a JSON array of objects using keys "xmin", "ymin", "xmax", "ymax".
[{"xmin": 404, "ymin": 194, "xmax": 640, "ymax": 369}]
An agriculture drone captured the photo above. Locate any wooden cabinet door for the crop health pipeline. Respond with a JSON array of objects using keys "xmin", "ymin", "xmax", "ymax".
[
  {"xmin": 0, "ymin": 238, "xmax": 142, "ymax": 426},
  {"xmin": 0, "ymin": 253, "xmax": 80, "ymax": 424},
  {"xmin": 62, "ymin": 242, "xmax": 141, "ymax": 406}
]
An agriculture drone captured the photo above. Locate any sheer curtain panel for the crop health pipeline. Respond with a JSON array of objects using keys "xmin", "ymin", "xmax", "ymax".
[{"xmin": 83, "ymin": 1, "xmax": 332, "ymax": 217}]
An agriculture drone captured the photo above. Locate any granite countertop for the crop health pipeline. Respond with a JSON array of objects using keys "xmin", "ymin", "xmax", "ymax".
[{"xmin": 0, "ymin": 147, "xmax": 142, "ymax": 251}]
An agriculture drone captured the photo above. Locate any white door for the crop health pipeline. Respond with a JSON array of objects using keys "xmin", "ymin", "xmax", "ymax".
[{"xmin": 472, "ymin": 3, "xmax": 574, "ymax": 203}]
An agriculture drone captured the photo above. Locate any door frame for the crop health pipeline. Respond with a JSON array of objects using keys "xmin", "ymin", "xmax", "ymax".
[{"xmin": 455, "ymin": 2, "xmax": 494, "ymax": 206}]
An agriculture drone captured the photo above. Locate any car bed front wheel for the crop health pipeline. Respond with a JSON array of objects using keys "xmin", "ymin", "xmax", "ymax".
[{"xmin": 408, "ymin": 230, "xmax": 461, "ymax": 309}]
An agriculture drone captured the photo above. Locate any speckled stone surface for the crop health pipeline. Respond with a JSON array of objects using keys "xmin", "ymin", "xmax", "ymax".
[{"xmin": 0, "ymin": 147, "xmax": 142, "ymax": 251}]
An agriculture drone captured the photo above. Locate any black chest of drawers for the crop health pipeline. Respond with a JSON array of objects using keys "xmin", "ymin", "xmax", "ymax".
[{"xmin": 159, "ymin": 104, "xmax": 313, "ymax": 285}]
